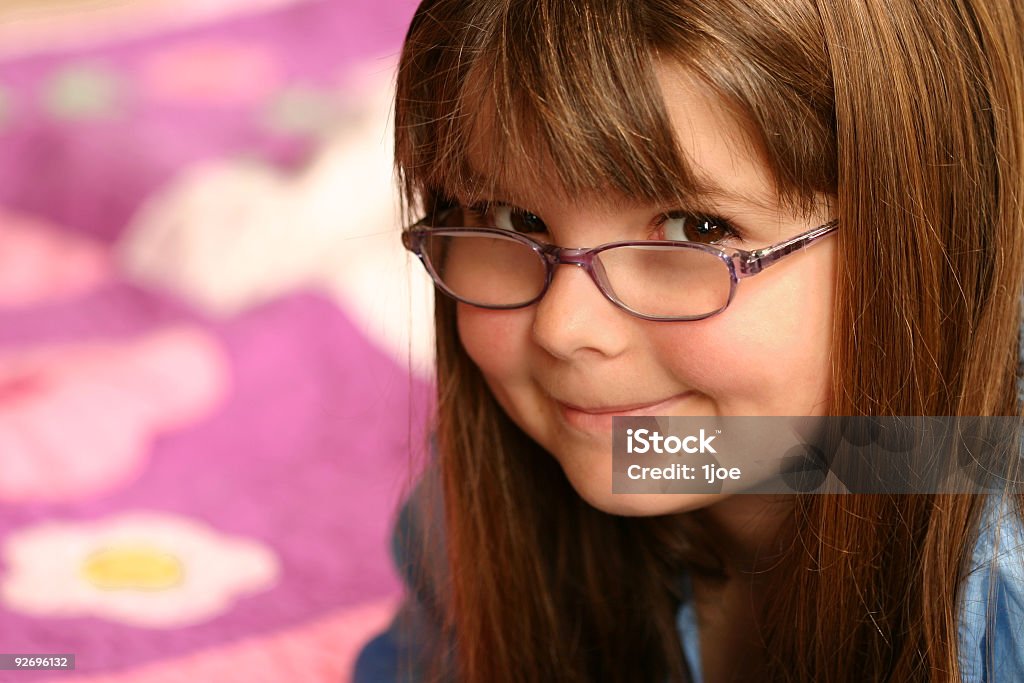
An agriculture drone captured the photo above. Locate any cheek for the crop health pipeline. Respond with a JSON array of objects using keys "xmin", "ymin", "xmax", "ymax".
[
  {"xmin": 456, "ymin": 303, "xmax": 533, "ymax": 382},
  {"xmin": 654, "ymin": 247, "xmax": 835, "ymax": 414}
]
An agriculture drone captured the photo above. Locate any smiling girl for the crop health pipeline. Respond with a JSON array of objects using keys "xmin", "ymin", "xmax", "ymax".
[{"xmin": 355, "ymin": 0, "xmax": 1024, "ymax": 681}]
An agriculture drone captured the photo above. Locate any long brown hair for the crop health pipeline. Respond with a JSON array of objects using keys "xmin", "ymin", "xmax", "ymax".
[{"xmin": 393, "ymin": 0, "xmax": 1024, "ymax": 680}]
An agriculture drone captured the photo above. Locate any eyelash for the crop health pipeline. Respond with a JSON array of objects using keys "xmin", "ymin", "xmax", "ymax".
[
  {"xmin": 650, "ymin": 211, "xmax": 744, "ymax": 244},
  {"xmin": 463, "ymin": 201, "xmax": 744, "ymax": 244},
  {"xmin": 464, "ymin": 202, "xmax": 546, "ymax": 234}
]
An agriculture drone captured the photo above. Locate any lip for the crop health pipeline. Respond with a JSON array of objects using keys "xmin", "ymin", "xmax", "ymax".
[{"xmin": 555, "ymin": 391, "xmax": 696, "ymax": 433}]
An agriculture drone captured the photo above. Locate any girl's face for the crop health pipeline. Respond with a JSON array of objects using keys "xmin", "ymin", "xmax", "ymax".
[{"xmin": 456, "ymin": 66, "xmax": 836, "ymax": 521}]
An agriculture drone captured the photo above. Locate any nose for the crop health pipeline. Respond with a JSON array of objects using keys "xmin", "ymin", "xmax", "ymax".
[{"xmin": 530, "ymin": 259, "xmax": 632, "ymax": 360}]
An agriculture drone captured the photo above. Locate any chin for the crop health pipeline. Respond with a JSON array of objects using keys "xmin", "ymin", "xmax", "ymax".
[
  {"xmin": 580, "ymin": 487, "xmax": 721, "ymax": 517},
  {"xmin": 557, "ymin": 458, "xmax": 719, "ymax": 517},
  {"xmin": 585, "ymin": 492, "xmax": 684, "ymax": 517}
]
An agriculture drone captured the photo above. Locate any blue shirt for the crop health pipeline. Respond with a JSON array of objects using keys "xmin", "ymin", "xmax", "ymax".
[
  {"xmin": 955, "ymin": 495, "xmax": 1024, "ymax": 681},
  {"xmin": 354, "ymin": 489, "xmax": 1024, "ymax": 682},
  {"xmin": 674, "ymin": 495, "xmax": 1024, "ymax": 682}
]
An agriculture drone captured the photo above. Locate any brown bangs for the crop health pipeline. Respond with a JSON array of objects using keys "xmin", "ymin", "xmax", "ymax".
[{"xmin": 395, "ymin": 0, "xmax": 837, "ymax": 218}]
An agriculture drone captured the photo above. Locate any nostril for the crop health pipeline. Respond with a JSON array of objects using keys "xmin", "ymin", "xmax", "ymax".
[{"xmin": 529, "ymin": 259, "xmax": 632, "ymax": 361}]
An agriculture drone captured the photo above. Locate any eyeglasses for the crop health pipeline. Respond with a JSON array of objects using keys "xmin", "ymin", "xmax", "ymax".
[{"xmin": 402, "ymin": 206, "xmax": 838, "ymax": 321}]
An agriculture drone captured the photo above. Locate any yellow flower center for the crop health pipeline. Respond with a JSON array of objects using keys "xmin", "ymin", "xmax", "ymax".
[{"xmin": 81, "ymin": 545, "xmax": 184, "ymax": 590}]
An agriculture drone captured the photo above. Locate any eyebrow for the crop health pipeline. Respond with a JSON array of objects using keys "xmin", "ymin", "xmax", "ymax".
[
  {"xmin": 453, "ymin": 168, "xmax": 549, "ymax": 209},
  {"xmin": 454, "ymin": 164, "xmax": 783, "ymax": 217},
  {"xmin": 694, "ymin": 180, "xmax": 782, "ymax": 214}
]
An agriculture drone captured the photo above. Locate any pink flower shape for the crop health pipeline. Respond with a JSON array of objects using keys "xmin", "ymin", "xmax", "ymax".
[
  {"xmin": 0, "ymin": 325, "xmax": 231, "ymax": 503},
  {"xmin": 0, "ymin": 208, "xmax": 112, "ymax": 307},
  {"xmin": 2, "ymin": 511, "xmax": 279, "ymax": 629},
  {"xmin": 141, "ymin": 41, "xmax": 284, "ymax": 107}
]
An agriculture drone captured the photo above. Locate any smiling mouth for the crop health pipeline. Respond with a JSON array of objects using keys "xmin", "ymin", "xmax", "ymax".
[
  {"xmin": 558, "ymin": 394, "xmax": 693, "ymax": 414},
  {"xmin": 554, "ymin": 392, "xmax": 696, "ymax": 432}
]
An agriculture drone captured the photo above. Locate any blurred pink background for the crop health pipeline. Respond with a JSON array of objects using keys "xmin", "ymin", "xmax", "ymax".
[{"xmin": 0, "ymin": 1, "xmax": 435, "ymax": 681}]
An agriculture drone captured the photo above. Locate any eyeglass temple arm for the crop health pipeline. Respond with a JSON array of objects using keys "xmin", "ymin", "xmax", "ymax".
[{"xmin": 734, "ymin": 220, "xmax": 839, "ymax": 277}]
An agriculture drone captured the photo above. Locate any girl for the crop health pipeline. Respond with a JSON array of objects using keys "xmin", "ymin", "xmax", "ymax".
[{"xmin": 356, "ymin": 0, "xmax": 1024, "ymax": 681}]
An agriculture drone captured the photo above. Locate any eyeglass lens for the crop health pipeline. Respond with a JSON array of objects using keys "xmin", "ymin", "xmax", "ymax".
[{"xmin": 420, "ymin": 232, "xmax": 732, "ymax": 319}]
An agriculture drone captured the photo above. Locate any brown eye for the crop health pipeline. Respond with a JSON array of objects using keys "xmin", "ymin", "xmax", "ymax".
[
  {"xmin": 492, "ymin": 205, "xmax": 547, "ymax": 234},
  {"xmin": 462, "ymin": 202, "xmax": 548, "ymax": 234},
  {"xmin": 660, "ymin": 212, "xmax": 738, "ymax": 244}
]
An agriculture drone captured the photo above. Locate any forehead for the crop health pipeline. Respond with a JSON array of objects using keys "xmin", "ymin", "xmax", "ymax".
[
  {"xmin": 651, "ymin": 63, "xmax": 785, "ymax": 214},
  {"xmin": 430, "ymin": 40, "xmax": 692, "ymax": 208},
  {"xmin": 457, "ymin": 60, "xmax": 784, "ymax": 217}
]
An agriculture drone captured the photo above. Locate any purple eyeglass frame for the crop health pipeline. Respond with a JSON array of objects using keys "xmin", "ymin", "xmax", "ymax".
[{"xmin": 402, "ymin": 207, "xmax": 839, "ymax": 322}]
